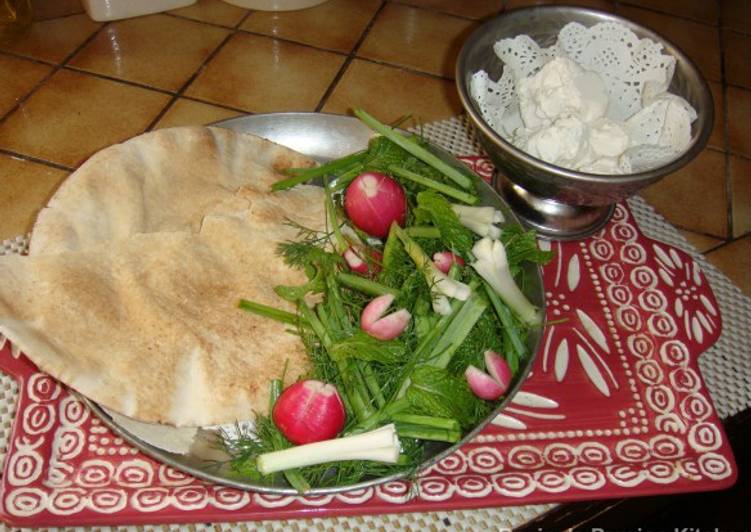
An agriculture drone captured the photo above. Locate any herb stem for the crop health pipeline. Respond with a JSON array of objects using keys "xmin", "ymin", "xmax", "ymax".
[
  {"xmin": 395, "ymin": 424, "xmax": 461, "ymax": 443},
  {"xmin": 389, "ymin": 165, "xmax": 478, "ymax": 204},
  {"xmin": 391, "ymin": 413, "xmax": 460, "ymax": 431},
  {"xmin": 483, "ymin": 282, "xmax": 525, "ymax": 373},
  {"xmin": 239, "ymin": 299, "xmax": 303, "ymax": 326},
  {"xmin": 272, "ymin": 151, "xmax": 367, "ymax": 191},
  {"xmin": 354, "ymin": 109, "xmax": 474, "ymax": 190},
  {"xmin": 404, "ymin": 226, "xmax": 441, "ymax": 239},
  {"xmin": 336, "ymin": 272, "xmax": 400, "ymax": 297}
]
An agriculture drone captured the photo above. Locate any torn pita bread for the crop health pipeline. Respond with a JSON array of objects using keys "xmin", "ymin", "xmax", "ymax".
[
  {"xmin": 30, "ymin": 126, "xmax": 315, "ymax": 255},
  {"xmin": 0, "ymin": 200, "xmax": 325, "ymax": 426},
  {"xmin": 0, "ymin": 126, "xmax": 329, "ymax": 427}
]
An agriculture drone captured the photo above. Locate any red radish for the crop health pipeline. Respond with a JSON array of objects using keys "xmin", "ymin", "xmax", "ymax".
[
  {"xmin": 272, "ymin": 380, "xmax": 346, "ymax": 445},
  {"xmin": 465, "ymin": 366, "xmax": 505, "ymax": 400},
  {"xmin": 360, "ymin": 293, "xmax": 411, "ymax": 341},
  {"xmin": 432, "ymin": 251, "xmax": 466, "ymax": 274},
  {"xmin": 344, "ymin": 172, "xmax": 407, "ymax": 238},
  {"xmin": 343, "ymin": 247, "xmax": 383, "ymax": 276},
  {"xmin": 484, "ymin": 350, "xmax": 511, "ymax": 393}
]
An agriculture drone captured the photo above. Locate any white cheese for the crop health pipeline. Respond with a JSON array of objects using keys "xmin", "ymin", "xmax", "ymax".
[{"xmin": 511, "ymin": 57, "xmax": 632, "ymax": 174}]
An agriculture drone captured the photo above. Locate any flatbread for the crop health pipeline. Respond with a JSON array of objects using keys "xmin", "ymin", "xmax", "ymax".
[
  {"xmin": 30, "ymin": 126, "xmax": 315, "ymax": 255},
  {"xmin": 0, "ymin": 126, "xmax": 328, "ymax": 427}
]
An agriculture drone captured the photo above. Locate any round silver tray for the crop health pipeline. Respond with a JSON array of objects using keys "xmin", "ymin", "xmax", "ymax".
[{"xmin": 80, "ymin": 112, "xmax": 546, "ymax": 495}]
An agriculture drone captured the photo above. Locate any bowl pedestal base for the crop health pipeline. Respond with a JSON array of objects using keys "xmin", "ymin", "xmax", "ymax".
[{"xmin": 496, "ymin": 174, "xmax": 615, "ymax": 241}]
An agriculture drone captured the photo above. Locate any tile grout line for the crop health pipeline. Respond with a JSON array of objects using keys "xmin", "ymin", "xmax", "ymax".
[
  {"xmin": 315, "ymin": 1, "xmax": 395, "ymax": 112},
  {"xmin": 617, "ymin": 0, "xmax": 722, "ymax": 28},
  {"xmin": 143, "ymin": 10, "xmax": 254, "ymax": 132},
  {"xmin": 0, "ymin": 22, "xmax": 109, "ymax": 127},
  {"xmin": 716, "ymin": 0, "xmax": 734, "ymax": 242},
  {"xmin": 61, "ymin": 66, "xmax": 177, "ymax": 96},
  {"xmin": 0, "ymin": 149, "xmax": 74, "ymax": 172}
]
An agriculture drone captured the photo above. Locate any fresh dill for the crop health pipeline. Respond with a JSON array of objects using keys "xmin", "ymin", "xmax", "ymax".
[{"xmin": 229, "ymin": 111, "xmax": 553, "ymax": 492}]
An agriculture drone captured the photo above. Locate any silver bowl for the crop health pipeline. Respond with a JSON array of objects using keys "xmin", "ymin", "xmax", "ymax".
[{"xmin": 456, "ymin": 5, "xmax": 714, "ymax": 240}]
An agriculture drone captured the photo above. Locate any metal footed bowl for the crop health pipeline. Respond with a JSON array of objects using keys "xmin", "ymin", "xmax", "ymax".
[{"xmin": 456, "ymin": 5, "xmax": 714, "ymax": 240}]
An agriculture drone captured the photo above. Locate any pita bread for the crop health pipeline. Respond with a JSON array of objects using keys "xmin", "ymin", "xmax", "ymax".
[
  {"xmin": 30, "ymin": 126, "xmax": 316, "ymax": 255},
  {"xmin": 0, "ymin": 127, "xmax": 328, "ymax": 427}
]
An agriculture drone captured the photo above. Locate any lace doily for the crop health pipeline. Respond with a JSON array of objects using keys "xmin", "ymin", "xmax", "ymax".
[{"xmin": 470, "ymin": 22, "xmax": 697, "ymax": 173}]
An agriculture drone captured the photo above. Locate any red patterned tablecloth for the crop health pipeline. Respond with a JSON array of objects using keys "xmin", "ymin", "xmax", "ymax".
[{"xmin": 0, "ymin": 157, "xmax": 736, "ymax": 527}]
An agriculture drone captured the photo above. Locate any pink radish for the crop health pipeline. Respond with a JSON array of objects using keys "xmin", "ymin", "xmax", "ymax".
[
  {"xmin": 484, "ymin": 350, "xmax": 511, "ymax": 392},
  {"xmin": 465, "ymin": 351, "xmax": 512, "ymax": 401},
  {"xmin": 432, "ymin": 251, "xmax": 466, "ymax": 274},
  {"xmin": 465, "ymin": 366, "xmax": 506, "ymax": 400},
  {"xmin": 344, "ymin": 172, "xmax": 406, "ymax": 238},
  {"xmin": 272, "ymin": 380, "xmax": 346, "ymax": 445},
  {"xmin": 360, "ymin": 293, "xmax": 411, "ymax": 341},
  {"xmin": 343, "ymin": 247, "xmax": 382, "ymax": 276}
]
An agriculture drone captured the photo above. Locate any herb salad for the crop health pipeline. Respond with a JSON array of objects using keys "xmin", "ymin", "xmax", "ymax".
[{"xmin": 224, "ymin": 109, "xmax": 553, "ymax": 493}]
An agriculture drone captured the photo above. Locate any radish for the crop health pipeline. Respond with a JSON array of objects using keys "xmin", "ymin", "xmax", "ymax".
[
  {"xmin": 272, "ymin": 380, "xmax": 346, "ymax": 445},
  {"xmin": 484, "ymin": 350, "xmax": 511, "ymax": 392},
  {"xmin": 432, "ymin": 251, "xmax": 466, "ymax": 274},
  {"xmin": 343, "ymin": 247, "xmax": 382, "ymax": 276},
  {"xmin": 360, "ymin": 293, "xmax": 411, "ymax": 340},
  {"xmin": 465, "ymin": 366, "xmax": 505, "ymax": 400},
  {"xmin": 344, "ymin": 172, "xmax": 407, "ymax": 238},
  {"xmin": 465, "ymin": 351, "xmax": 512, "ymax": 401}
]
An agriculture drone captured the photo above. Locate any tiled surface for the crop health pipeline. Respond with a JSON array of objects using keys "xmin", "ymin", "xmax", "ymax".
[
  {"xmin": 241, "ymin": 0, "xmax": 381, "ymax": 53},
  {"xmin": 0, "ymin": 0, "xmax": 749, "ymax": 296}
]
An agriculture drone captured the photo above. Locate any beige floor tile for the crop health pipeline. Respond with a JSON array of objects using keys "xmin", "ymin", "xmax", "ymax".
[
  {"xmin": 619, "ymin": 0, "xmax": 718, "ymax": 24},
  {"xmin": 395, "ymin": 0, "xmax": 503, "ymax": 20},
  {"xmin": 242, "ymin": 0, "xmax": 379, "ymax": 53},
  {"xmin": 68, "ymin": 14, "xmax": 229, "ymax": 92},
  {"xmin": 0, "ymin": 14, "xmax": 101, "ymax": 64},
  {"xmin": 723, "ymin": 31, "xmax": 751, "ymax": 90},
  {"xmin": 0, "ymin": 55, "xmax": 51, "ymax": 117},
  {"xmin": 721, "ymin": 0, "xmax": 751, "ymax": 34},
  {"xmin": 0, "ymin": 154, "xmax": 68, "ymax": 240},
  {"xmin": 154, "ymin": 98, "xmax": 243, "ymax": 129},
  {"xmin": 617, "ymin": 5, "xmax": 722, "ymax": 83},
  {"xmin": 358, "ymin": 3, "xmax": 477, "ymax": 78},
  {"xmin": 705, "ymin": 236, "xmax": 751, "ymax": 297},
  {"xmin": 727, "ymin": 85, "xmax": 751, "ymax": 159},
  {"xmin": 185, "ymin": 33, "xmax": 345, "ymax": 113},
  {"xmin": 322, "ymin": 58, "xmax": 463, "ymax": 124},
  {"xmin": 640, "ymin": 148, "xmax": 728, "ymax": 237},
  {"xmin": 0, "ymin": 69, "xmax": 170, "ymax": 167},
  {"xmin": 677, "ymin": 229, "xmax": 724, "ymax": 254},
  {"xmin": 505, "ymin": 0, "xmax": 616, "ymax": 12},
  {"xmin": 730, "ymin": 154, "xmax": 751, "ymax": 237},
  {"xmin": 707, "ymin": 81, "xmax": 725, "ymax": 150},
  {"xmin": 169, "ymin": 0, "xmax": 248, "ymax": 27}
]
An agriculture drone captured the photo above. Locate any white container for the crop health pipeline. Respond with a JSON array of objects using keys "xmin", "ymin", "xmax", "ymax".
[
  {"xmin": 81, "ymin": 0, "xmax": 197, "ymax": 22},
  {"xmin": 220, "ymin": 0, "xmax": 329, "ymax": 11}
]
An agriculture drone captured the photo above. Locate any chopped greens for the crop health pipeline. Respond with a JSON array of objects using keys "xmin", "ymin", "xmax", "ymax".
[{"xmin": 226, "ymin": 110, "xmax": 553, "ymax": 491}]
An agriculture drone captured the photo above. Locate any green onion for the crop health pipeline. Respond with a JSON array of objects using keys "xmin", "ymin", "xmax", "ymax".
[
  {"xmin": 272, "ymin": 151, "xmax": 367, "ymax": 191},
  {"xmin": 336, "ymin": 272, "xmax": 400, "ymax": 297},
  {"xmin": 353, "ymin": 109, "xmax": 474, "ymax": 190},
  {"xmin": 389, "ymin": 165, "xmax": 479, "ymax": 205},
  {"xmin": 239, "ymin": 299, "xmax": 302, "ymax": 326}
]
